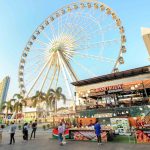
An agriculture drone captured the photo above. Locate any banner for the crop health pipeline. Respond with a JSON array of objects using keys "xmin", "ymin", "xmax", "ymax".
[
  {"xmin": 136, "ymin": 129, "xmax": 150, "ymax": 143},
  {"xmin": 69, "ymin": 130, "xmax": 107, "ymax": 142}
]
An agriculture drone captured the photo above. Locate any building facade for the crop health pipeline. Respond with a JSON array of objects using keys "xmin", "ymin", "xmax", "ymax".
[
  {"xmin": 72, "ymin": 66, "xmax": 150, "ymax": 117},
  {"xmin": 0, "ymin": 76, "xmax": 10, "ymax": 111}
]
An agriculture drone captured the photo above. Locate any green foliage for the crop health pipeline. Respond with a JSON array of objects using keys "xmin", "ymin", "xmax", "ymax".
[{"xmin": 42, "ymin": 125, "xmax": 46, "ymax": 130}]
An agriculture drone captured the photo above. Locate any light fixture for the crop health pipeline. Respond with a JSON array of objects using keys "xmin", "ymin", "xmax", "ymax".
[
  {"xmin": 87, "ymin": 90, "xmax": 90, "ymax": 93},
  {"xmin": 139, "ymin": 107, "xmax": 143, "ymax": 111}
]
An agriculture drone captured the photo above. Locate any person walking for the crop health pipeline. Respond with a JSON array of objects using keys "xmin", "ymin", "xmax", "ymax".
[
  {"xmin": 62, "ymin": 119, "xmax": 66, "ymax": 144},
  {"xmin": 58, "ymin": 122, "xmax": 63, "ymax": 146},
  {"xmin": 30, "ymin": 120, "xmax": 37, "ymax": 139},
  {"xmin": 23, "ymin": 123, "xmax": 29, "ymax": 141},
  {"xmin": 94, "ymin": 120, "xmax": 102, "ymax": 145},
  {"xmin": 9, "ymin": 122, "xmax": 17, "ymax": 145}
]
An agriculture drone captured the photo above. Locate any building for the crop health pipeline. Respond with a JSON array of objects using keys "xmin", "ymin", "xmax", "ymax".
[
  {"xmin": 141, "ymin": 27, "xmax": 150, "ymax": 60},
  {"xmin": 0, "ymin": 76, "xmax": 10, "ymax": 111},
  {"xmin": 72, "ymin": 65, "xmax": 150, "ymax": 117}
]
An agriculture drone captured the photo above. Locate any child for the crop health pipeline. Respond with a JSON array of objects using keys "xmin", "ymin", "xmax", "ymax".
[{"xmin": 58, "ymin": 123, "xmax": 63, "ymax": 146}]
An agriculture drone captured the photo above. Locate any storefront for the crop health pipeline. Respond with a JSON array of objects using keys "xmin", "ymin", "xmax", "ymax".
[
  {"xmin": 71, "ymin": 65, "xmax": 150, "ymax": 143},
  {"xmin": 72, "ymin": 65, "xmax": 150, "ymax": 112}
]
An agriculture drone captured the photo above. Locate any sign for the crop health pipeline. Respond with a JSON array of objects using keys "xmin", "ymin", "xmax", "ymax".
[
  {"xmin": 90, "ymin": 84, "xmax": 123, "ymax": 93},
  {"xmin": 110, "ymin": 118, "xmax": 130, "ymax": 135}
]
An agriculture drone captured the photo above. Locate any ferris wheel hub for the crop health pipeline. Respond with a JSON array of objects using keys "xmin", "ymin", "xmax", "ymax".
[{"xmin": 49, "ymin": 34, "xmax": 75, "ymax": 56}]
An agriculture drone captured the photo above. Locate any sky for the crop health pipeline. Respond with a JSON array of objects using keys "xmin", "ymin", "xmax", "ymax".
[{"xmin": 0, "ymin": 0, "xmax": 150, "ymax": 100}]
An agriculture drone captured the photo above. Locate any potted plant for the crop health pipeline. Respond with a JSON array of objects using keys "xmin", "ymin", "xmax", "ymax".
[
  {"xmin": 43, "ymin": 125, "xmax": 46, "ymax": 130},
  {"xmin": 18, "ymin": 125, "xmax": 22, "ymax": 130}
]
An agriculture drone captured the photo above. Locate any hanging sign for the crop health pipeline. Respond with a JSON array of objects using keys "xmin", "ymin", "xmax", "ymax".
[{"xmin": 90, "ymin": 84, "xmax": 123, "ymax": 93}]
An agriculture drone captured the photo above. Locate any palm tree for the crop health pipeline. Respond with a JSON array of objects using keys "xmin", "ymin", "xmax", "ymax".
[
  {"xmin": 14, "ymin": 100, "xmax": 27, "ymax": 113},
  {"xmin": 41, "ymin": 89, "xmax": 55, "ymax": 116},
  {"xmin": 31, "ymin": 91, "xmax": 45, "ymax": 108},
  {"xmin": 13, "ymin": 93, "xmax": 23, "ymax": 101},
  {"xmin": 2, "ymin": 99, "xmax": 15, "ymax": 119},
  {"xmin": 49, "ymin": 87, "xmax": 66, "ymax": 113}
]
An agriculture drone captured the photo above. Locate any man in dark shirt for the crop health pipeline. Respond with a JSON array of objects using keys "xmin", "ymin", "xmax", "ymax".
[
  {"xmin": 94, "ymin": 120, "xmax": 102, "ymax": 145},
  {"xmin": 30, "ymin": 120, "xmax": 37, "ymax": 139}
]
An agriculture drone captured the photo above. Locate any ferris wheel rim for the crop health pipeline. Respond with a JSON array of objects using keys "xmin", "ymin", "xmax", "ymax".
[{"xmin": 19, "ymin": 0, "xmax": 126, "ymax": 98}]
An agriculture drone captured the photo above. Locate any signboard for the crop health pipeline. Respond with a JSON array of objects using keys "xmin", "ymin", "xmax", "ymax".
[
  {"xmin": 110, "ymin": 118, "xmax": 130, "ymax": 135},
  {"xmin": 90, "ymin": 84, "xmax": 123, "ymax": 93}
]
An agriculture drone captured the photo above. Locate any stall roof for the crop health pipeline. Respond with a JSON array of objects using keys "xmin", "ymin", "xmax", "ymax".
[{"xmin": 71, "ymin": 65, "xmax": 150, "ymax": 86}]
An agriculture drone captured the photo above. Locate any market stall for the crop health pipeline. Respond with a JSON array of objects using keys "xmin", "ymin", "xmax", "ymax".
[
  {"xmin": 129, "ymin": 116, "xmax": 150, "ymax": 143},
  {"xmin": 52, "ymin": 128, "xmax": 69, "ymax": 139},
  {"xmin": 69, "ymin": 127, "xmax": 112, "ymax": 142}
]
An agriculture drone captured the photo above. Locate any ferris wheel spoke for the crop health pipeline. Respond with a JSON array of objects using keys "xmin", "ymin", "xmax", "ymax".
[
  {"xmin": 70, "ymin": 56, "xmax": 96, "ymax": 77},
  {"xmin": 65, "ymin": 50, "xmax": 115, "ymax": 63},
  {"xmin": 59, "ymin": 52, "xmax": 75, "ymax": 82},
  {"xmin": 26, "ymin": 52, "xmax": 54, "ymax": 97},
  {"xmin": 75, "ymin": 38, "xmax": 120, "ymax": 50},
  {"xmin": 35, "ymin": 39, "xmax": 50, "ymax": 47},
  {"xmin": 48, "ymin": 62, "xmax": 58, "ymax": 90},
  {"xmin": 54, "ymin": 65, "xmax": 60, "ymax": 89},
  {"xmin": 26, "ymin": 52, "xmax": 50, "ymax": 62},
  {"xmin": 59, "ymin": 51, "xmax": 78, "ymax": 81},
  {"xmin": 31, "ymin": 47, "xmax": 49, "ymax": 53},
  {"xmin": 57, "ymin": 51, "xmax": 73, "ymax": 98},
  {"xmin": 26, "ymin": 59, "xmax": 50, "ymax": 71},
  {"xmin": 41, "ymin": 30, "xmax": 52, "ymax": 42},
  {"xmin": 40, "ymin": 56, "xmax": 54, "ymax": 92},
  {"xmin": 49, "ymin": 23, "xmax": 58, "ymax": 40}
]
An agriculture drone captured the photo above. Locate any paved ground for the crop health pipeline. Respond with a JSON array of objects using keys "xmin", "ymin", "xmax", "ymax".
[{"xmin": 0, "ymin": 130, "xmax": 150, "ymax": 150}]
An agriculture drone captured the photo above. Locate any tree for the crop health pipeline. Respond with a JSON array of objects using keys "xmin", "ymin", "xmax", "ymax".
[
  {"xmin": 31, "ymin": 91, "xmax": 45, "ymax": 108},
  {"xmin": 49, "ymin": 87, "xmax": 66, "ymax": 113},
  {"xmin": 13, "ymin": 100, "xmax": 27, "ymax": 113},
  {"xmin": 41, "ymin": 89, "xmax": 55, "ymax": 116},
  {"xmin": 2, "ymin": 99, "xmax": 15, "ymax": 119},
  {"xmin": 13, "ymin": 93, "xmax": 23, "ymax": 101}
]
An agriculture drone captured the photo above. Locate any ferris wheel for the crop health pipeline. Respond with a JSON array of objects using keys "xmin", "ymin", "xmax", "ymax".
[{"xmin": 18, "ymin": 0, "xmax": 126, "ymax": 99}]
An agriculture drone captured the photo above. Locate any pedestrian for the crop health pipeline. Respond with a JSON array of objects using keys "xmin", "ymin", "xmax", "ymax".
[
  {"xmin": 58, "ymin": 122, "xmax": 63, "ymax": 146},
  {"xmin": 0, "ymin": 125, "xmax": 3, "ymax": 144},
  {"xmin": 62, "ymin": 119, "xmax": 66, "ymax": 144},
  {"xmin": 94, "ymin": 120, "xmax": 102, "ymax": 145},
  {"xmin": 30, "ymin": 120, "xmax": 37, "ymax": 139},
  {"xmin": 23, "ymin": 123, "xmax": 29, "ymax": 141},
  {"xmin": 9, "ymin": 122, "xmax": 17, "ymax": 145}
]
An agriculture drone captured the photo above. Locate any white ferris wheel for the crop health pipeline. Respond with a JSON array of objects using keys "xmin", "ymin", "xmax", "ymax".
[{"xmin": 18, "ymin": 0, "xmax": 126, "ymax": 100}]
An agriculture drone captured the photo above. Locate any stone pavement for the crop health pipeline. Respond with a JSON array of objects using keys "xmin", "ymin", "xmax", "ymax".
[{"xmin": 0, "ymin": 130, "xmax": 150, "ymax": 150}]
